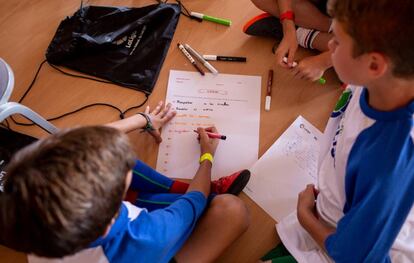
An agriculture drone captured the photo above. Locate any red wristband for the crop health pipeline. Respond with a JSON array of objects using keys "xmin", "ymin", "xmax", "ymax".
[{"xmin": 280, "ymin": 11, "xmax": 295, "ymax": 22}]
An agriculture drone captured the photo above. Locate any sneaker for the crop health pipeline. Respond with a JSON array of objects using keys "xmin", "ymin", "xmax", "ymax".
[
  {"xmin": 211, "ymin": 169, "xmax": 251, "ymax": 195},
  {"xmin": 243, "ymin": 13, "xmax": 283, "ymax": 39}
]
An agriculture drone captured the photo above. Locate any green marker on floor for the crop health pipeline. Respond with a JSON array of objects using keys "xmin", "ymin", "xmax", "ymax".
[
  {"xmin": 318, "ymin": 77, "xmax": 326, "ymax": 85},
  {"xmin": 190, "ymin": 12, "xmax": 232, "ymax": 26}
]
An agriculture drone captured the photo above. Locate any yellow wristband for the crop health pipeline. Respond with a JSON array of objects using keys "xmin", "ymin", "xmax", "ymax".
[{"xmin": 199, "ymin": 153, "xmax": 214, "ymax": 164}]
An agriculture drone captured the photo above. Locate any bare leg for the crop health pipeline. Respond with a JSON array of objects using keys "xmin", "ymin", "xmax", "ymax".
[
  {"xmin": 175, "ymin": 195, "xmax": 250, "ymax": 263},
  {"xmin": 250, "ymin": 0, "xmax": 331, "ymax": 32},
  {"xmin": 311, "ymin": 32, "xmax": 332, "ymax": 52}
]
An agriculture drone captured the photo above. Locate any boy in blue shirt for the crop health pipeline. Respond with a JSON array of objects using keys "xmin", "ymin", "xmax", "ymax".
[
  {"xmin": 264, "ymin": 0, "xmax": 414, "ymax": 262},
  {"xmin": 0, "ymin": 101, "xmax": 250, "ymax": 263}
]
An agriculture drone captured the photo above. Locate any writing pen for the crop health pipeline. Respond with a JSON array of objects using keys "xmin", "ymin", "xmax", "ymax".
[
  {"xmin": 282, "ymin": 57, "xmax": 326, "ymax": 84},
  {"xmin": 193, "ymin": 130, "xmax": 227, "ymax": 140},
  {"xmin": 177, "ymin": 43, "xmax": 205, "ymax": 76},
  {"xmin": 265, "ymin": 69, "xmax": 273, "ymax": 111},
  {"xmin": 203, "ymin": 55, "xmax": 247, "ymax": 62},
  {"xmin": 184, "ymin": 44, "xmax": 219, "ymax": 75}
]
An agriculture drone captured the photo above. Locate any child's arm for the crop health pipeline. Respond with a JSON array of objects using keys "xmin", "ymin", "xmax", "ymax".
[
  {"xmin": 292, "ymin": 50, "xmax": 333, "ymax": 82},
  {"xmin": 297, "ymin": 184, "xmax": 335, "ymax": 249},
  {"xmin": 275, "ymin": 0, "xmax": 298, "ymax": 67},
  {"xmin": 186, "ymin": 126, "xmax": 220, "ymax": 197},
  {"xmin": 106, "ymin": 101, "xmax": 176, "ymax": 143}
]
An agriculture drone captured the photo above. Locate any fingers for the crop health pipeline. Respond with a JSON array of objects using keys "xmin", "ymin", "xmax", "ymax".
[
  {"xmin": 151, "ymin": 101, "xmax": 164, "ymax": 115},
  {"xmin": 204, "ymin": 126, "xmax": 218, "ymax": 133},
  {"xmin": 145, "ymin": 105, "xmax": 150, "ymax": 114},
  {"xmin": 197, "ymin": 127, "xmax": 209, "ymax": 141},
  {"xmin": 292, "ymin": 64, "xmax": 313, "ymax": 81},
  {"xmin": 276, "ymin": 50, "xmax": 289, "ymax": 68},
  {"xmin": 159, "ymin": 102, "xmax": 172, "ymax": 118},
  {"xmin": 286, "ymin": 47, "xmax": 297, "ymax": 68},
  {"xmin": 163, "ymin": 110, "xmax": 176, "ymax": 123}
]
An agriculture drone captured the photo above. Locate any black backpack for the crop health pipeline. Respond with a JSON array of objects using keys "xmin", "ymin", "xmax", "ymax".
[{"xmin": 46, "ymin": 3, "xmax": 181, "ymax": 94}]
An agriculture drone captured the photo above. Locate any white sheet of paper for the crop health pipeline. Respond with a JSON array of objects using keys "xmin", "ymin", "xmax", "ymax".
[
  {"xmin": 244, "ymin": 116, "xmax": 322, "ymax": 221},
  {"xmin": 156, "ymin": 70, "xmax": 261, "ymax": 180}
]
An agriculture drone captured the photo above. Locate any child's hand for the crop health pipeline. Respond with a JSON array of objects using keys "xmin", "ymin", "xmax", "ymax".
[
  {"xmin": 275, "ymin": 24, "xmax": 298, "ymax": 68},
  {"xmin": 197, "ymin": 126, "xmax": 219, "ymax": 157},
  {"xmin": 146, "ymin": 101, "xmax": 176, "ymax": 143},
  {"xmin": 291, "ymin": 51, "xmax": 332, "ymax": 82},
  {"xmin": 297, "ymin": 184, "xmax": 318, "ymax": 222}
]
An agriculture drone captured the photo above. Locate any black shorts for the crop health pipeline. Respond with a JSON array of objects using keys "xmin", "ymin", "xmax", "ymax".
[{"xmin": 311, "ymin": 0, "xmax": 329, "ymax": 15}]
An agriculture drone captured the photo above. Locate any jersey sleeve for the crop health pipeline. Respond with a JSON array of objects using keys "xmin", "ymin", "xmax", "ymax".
[
  {"xmin": 325, "ymin": 148, "xmax": 414, "ymax": 262},
  {"xmin": 127, "ymin": 191, "xmax": 207, "ymax": 261}
]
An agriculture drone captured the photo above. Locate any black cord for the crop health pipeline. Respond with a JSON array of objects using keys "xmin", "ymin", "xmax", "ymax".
[
  {"xmin": 17, "ymin": 59, "xmax": 48, "ymax": 103},
  {"xmin": 156, "ymin": 0, "xmax": 202, "ymax": 21},
  {"xmin": 11, "ymin": 60, "xmax": 148, "ymax": 129}
]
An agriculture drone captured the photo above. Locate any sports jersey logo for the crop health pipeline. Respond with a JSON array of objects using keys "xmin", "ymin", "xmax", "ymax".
[
  {"xmin": 330, "ymin": 123, "xmax": 344, "ymax": 166},
  {"xmin": 331, "ymin": 89, "xmax": 352, "ymax": 118},
  {"xmin": 330, "ymin": 89, "xmax": 352, "ymax": 165}
]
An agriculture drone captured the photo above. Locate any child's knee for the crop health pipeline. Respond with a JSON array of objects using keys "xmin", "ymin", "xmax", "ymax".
[
  {"xmin": 251, "ymin": 0, "xmax": 275, "ymax": 10},
  {"xmin": 210, "ymin": 195, "xmax": 250, "ymax": 230}
]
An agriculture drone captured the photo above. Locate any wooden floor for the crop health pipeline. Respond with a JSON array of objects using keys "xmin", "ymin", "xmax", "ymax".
[{"xmin": 0, "ymin": 0, "xmax": 342, "ymax": 262}]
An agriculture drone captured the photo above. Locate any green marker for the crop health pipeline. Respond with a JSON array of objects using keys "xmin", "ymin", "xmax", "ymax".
[
  {"xmin": 190, "ymin": 12, "xmax": 232, "ymax": 26},
  {"xmin": 283, "ymin": 57, "xmax": 326, "ymax": 85},
  {"xmin": 318, "ymin": 77, "xmax": 326, "ymax": 85}
]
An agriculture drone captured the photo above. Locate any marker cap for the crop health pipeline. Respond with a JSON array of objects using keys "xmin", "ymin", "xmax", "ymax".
[
  {"xmin": 204, "ymin": 63, "xmax": 218, "ymax": 75},
  {"xmin": 203, "ymin": 55, "xmax": 217, "ymax": 61},
  {"xmin": 265, "ymin": 96, "xmax": 271, "ymax": 111},
  {"xmin": 190, "ymin": 12, "xmax": 204, "ymax": 19}
]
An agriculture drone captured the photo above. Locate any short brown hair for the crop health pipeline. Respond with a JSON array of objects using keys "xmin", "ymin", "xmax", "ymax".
[
  {"xmin": 0, "ymin": 126, "xmax": 135, "ymax": 257},
  {"xmin": 328, "ymin": 0, "xmax": 414, "ymax": 78}
]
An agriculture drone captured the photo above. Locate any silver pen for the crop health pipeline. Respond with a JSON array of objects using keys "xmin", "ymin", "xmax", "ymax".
[{"xmin": 184, "ymin": 44, "xmax": 219, "ymax": 75}]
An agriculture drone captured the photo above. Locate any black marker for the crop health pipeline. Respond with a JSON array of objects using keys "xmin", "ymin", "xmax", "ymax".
[{"xmin": 203, "ymin": 55, "xmax": 247, "ymax": 62}]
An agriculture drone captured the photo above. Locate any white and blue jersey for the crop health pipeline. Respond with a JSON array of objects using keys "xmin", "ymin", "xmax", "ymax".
[
  {"xmin": 28, "ymin": 191, "xmax": 207, "ymax": 263},
  {"xmin": 277, "ymin": 85, "xmax": 414, "ymax": 262}
]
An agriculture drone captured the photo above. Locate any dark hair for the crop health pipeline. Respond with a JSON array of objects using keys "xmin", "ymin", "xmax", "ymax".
[
  {"xmin": 0, "ymin": 126, "xmax": 135, "ymax": 257},
  {"xmin": 328, "ymin": 0, "xmax": 414, "ymax": 78}
]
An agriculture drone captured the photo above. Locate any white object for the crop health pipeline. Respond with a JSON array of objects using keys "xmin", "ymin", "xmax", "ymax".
[
  {"xmin": 190, "ymin": 11, "xmax": 204, "ymax": 19},
  {"xmin": 265, "ymin": 95, "xmax": 271, "ymax": 111},
  {"xmin": 0, "ymin": 58, "xmax": 58, "ymax": 134},
  {"xmin": 244, "ymin": 116, "xmax": 322, "ymax": 221},
  {"xmin": 156, "ymin": 70, "xmax": 261, "ymax": 180},
  {"xmin": 177, "ymin": 43, "xmax": 196, "ymax": 64},
  {"xmin": 203, "ymin": 55, "xmax": 218, "ymax": 61},
  {"xmin": 282, "ymin": 57, "xmax": 298, "ymax": 67},
  {"xmin": 184, "ymin": 44, "xmax": 218, "ymax": 75}
]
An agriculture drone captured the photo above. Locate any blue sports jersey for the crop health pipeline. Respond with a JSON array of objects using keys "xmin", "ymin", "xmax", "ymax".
[
  {"xmin": 28, "ymin": 191, "xmax": 207, "ymax": 263},
  {"xmin": 277, "ymin": 86, "xmax": 414, "ymax": 262}
]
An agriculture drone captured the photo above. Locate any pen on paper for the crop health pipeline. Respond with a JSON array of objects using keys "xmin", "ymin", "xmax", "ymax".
[
  {"xmin": 184, "ymin": 44, "xmax": 219, "ymax": 75},
  {"xmin": 265, "ymin": 69, "xmax": 273, "ymax": 111},
  {"xmin": 177, "ymin": 43, "xmax": 205, "ymax": 76},
  {"xmin": 282, "ymin": 57, "xmax": 326, "ymax": 84},
  {"xmin": 193, "ymin": 130, "xmax": 227, "ymax": 140}
]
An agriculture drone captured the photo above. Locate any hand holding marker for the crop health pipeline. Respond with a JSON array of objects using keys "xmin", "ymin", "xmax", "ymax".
[
  {"xmin": 194, "ymin": 130, "xmax": 227, "ymax": 140},
  {"xmin": 282, "ymin": 57, "xmax": 326, "ymax": 85}
]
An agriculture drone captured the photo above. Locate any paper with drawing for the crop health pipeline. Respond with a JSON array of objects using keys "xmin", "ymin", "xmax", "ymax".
[
  {"xmin": 156, "ymin": 70, "xmax": 261, "ymax": 180},
  {"xmin": 244, "ymin": 116, "xmax": 322, "ymax": 221}
]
